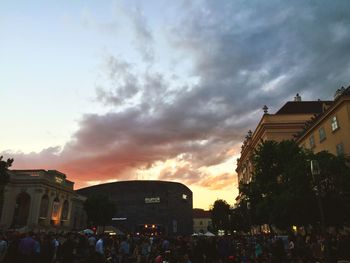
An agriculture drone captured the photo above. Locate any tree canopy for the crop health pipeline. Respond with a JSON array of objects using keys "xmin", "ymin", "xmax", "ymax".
[
  {"xmin": 0, "ymin": 156, "xmax": 14, "ymax": 184},
  {"xmin": 238, "ymin": 140, "xmax": 350, "ymax": 230},
  {"xmin": 210, "ymin": 199, "xmax": 231, "ymax": 232},
  {"xmin": 0, "ymin": 156, "xmax": 13, "ymax": 218}
]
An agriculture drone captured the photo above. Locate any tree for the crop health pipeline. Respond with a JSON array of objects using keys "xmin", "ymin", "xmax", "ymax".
[
  {"xmin": 0, "ymin": 156, "xmax": 13, "ymax": 183},
  {"xmin": 311, "ymin": 151, "xmax": 350, "ymax": 226},
  {"xmin": 210, "ymin": 199, "xmax": 231, "ymax": 233},
  {"xmin": 0, "ymin": 156, "xmax": 14, "ymax": 218},
  {"xmin": 84, "ymin": 195, "xmax": 116, "ymax": 230},
  {"xmin": 240, "ymin": 140, "xmax": 317, "ymax": 229},
  {"xmin": 230, "ymin": 205, "xmax": 250, "ymax": 233},
  {"xmin": 239, "ymin": 140, "xmax": 350, "ymax": 230}
]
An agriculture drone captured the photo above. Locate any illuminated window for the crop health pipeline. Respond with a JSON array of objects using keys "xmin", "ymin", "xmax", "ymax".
[
  {"xmin": 309, "ymin": 135, "xmax": 315, "ymax": 148},
  {"xmin": 51, "ymin": 197, "xmax": 60, "ymax": 221},
  {"xmin": 319, "ymin": 127, "xmax": 326, "ymax": 142},
  {"xmin": 331, "ymin": 116, "xmax": 339, "ymax": 131}
]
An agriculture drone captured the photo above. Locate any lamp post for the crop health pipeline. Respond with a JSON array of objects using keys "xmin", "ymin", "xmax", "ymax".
[
  {"xmin": 246, "ymin": 201, "xmax": 251, "ymax": 235},
  {"xmin": 310, "ymin": 161, "xmax": 326, "ymax": 232},
  {"xmin": 310, "ymin": 160, "xmax": 330, "ymax": 263}
]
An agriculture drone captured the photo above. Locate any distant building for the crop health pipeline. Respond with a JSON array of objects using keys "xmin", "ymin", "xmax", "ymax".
[
  {"xmin": 0, "ymin": 169, "xmax": 86, "ymax": 231},
  {"xmin": 77, "ymin": 180, "xmax": 193, "ymax": 236},
  {"xmin": 193, "ymin": 208, "xmax": 212, "ymax": 233},
  {"xmin": 236, "ymin": 94, "xmax": 330, "ymax": 184},
  {"xmin": 296, "ymin": 86, "xmax": 350, "ymax": 156}
]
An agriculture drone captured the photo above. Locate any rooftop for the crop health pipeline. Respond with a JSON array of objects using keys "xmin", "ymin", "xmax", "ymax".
[
  {"xmin": 193, "ymin": 208, "xmax": 211, "ymax": 218},
  {"xmin": 275, "ymin": 101, "xmax": 332, "ymax": 115}
]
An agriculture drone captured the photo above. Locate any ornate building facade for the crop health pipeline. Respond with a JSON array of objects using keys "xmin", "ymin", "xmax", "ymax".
[
  {"xmin": 0, "ymin": 169, "xmax": 86, "ymax": 231},
  {"xmin": 236, "ymin": 86, "xmax": 350, "ymax": 193},
  {"xmin": 236, "ymin": 94, "xmax": 329, "ymax": 185},
  {"xmin": 297, "ymin": 87, "xmax": 350, "ymax": 156}
]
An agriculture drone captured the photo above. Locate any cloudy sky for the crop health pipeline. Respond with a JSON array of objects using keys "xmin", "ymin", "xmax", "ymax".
[{"xmin": 1, "ymin": 0, "xmax": 350, "ymax": 209}]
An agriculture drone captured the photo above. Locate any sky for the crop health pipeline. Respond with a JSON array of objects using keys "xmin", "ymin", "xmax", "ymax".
[{"xmin": 1, "ymin": 0, "xmax": 350, "ymax": 209}]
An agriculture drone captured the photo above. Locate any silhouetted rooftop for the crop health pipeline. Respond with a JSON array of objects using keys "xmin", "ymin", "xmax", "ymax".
[
  {"xmin": 276, "ymin": 101, "xmax": 332, "ymax": 115},
  {"xmin": 193, "ymin": 208, "xmax": 211, "ymax": 218}
]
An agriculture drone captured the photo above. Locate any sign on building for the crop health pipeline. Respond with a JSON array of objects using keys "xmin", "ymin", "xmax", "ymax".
[{"xmin": 144, "ymin": 197, "xmax": 160, "ymax": 203}]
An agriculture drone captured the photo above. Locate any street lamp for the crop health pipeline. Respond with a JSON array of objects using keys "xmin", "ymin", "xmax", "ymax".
[
  {"xmin": 310, "ymin": 160, "xmax": 330, "ymax": 263},
  {"xmin": 310, "ymin": 160, "xmax": 325, "ymax": 230},
  {"xmin": 246, "ymin": 201, "xmax": 252, "ymax": 235}
]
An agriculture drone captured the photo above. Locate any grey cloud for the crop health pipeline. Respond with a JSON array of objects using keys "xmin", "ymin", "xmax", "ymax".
[
  {"xmin": 2, "ymin": 147, "xmax": 62, "ymax": 169},
  {"xmin": 129, "ymin": 7, "xmax": 154, "ymax": 62},
  {"xmin": 96, "ymin": 57, "xmax": 139, "ymax": 105},
  {"xmin": 82, "ymin": 2, "xmax": 155, "ymax": 63},
  {"xmin": 6, "ymin": 0, "xmax": 350, "ymax": 189},
  {"xmin": 171, "ymin": 0, "xmax": 350, "ymax": 108}
]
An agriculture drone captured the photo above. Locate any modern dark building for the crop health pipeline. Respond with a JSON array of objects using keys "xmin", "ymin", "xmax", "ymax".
[{"xmin": 77, "ymin": 180, "xmax": 193, "ymax": 235}]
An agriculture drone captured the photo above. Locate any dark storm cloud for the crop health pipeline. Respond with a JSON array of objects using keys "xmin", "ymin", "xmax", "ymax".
[
  {"xmin": 176, "ymin": 0, "xmax": 350, "ymax": 107},
  {"xmin": 5, "ymin": 0, "xmax": 350, "ymax": 188}
]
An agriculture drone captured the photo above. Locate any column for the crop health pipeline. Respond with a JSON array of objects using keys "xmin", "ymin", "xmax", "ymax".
[
  {"xmin": 1, "ymin": 185, "xmax": 18, "ymax": 228},
  {"xmin": 27, "ymin": 189, "xmax": 43, "ymax": 227}
]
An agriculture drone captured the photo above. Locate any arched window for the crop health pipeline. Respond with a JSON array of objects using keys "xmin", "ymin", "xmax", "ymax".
[
  {"xmin": 39, "ymin": 194, "xmax": 49, "ymax": 219},
  {"xmin": 12, "ymin": 192, "xmax": 31, "ymax": 227},
  {"xmin": 51, "ymin": 197, "xmax": 60, "ymax": 221},
  {"xmin": 61, "ymin": 200, "xmax": 69, "ymax": 220}
]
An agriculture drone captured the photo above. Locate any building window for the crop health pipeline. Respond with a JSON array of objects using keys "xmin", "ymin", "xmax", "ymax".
[
  {"xmin": 309, "ymin": 135, "xmax": 315, "ymax": 148},
  {"xmin": 51, "ymin": 197, "xmax": 60, "ymax": 222},
  {"xmin": 61, "ymin": 200, "xmax": 69, "ymax": 221},
  {"xmin": 12, "ymin": 192, "xmax": 31, "ymax": 227},
  {"xmin": 39, "ymin": 194, "xmax": 49, "ymax": 219},
  {"xmin": 319, "ymin": 127, "xmax": 326, "ymax": 142},
  {"xmin": 336, "ymin": 143, "xmax": 344, "ymax": 156},
  {"xmin": 331, "ymin": 116, "xmax": 339, "ymax": 131}
]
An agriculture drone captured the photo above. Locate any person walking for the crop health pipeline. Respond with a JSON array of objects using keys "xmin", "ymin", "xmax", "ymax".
[
  {"xmin": 0, "ymin": 233, "xmax": 7, "ymax": 263},
  {"xmin": 18, "ymin": 232, "xmax": 36, "ymax": 263}
]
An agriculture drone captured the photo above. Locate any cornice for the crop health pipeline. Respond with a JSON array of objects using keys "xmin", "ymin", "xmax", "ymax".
[
  {"xmin": 296, "ymin": 96, "xmax": 350, "ymax": 143},
  {"xmin": 8, "ymin": 178, "xmax": 75, "ymax": 195}
]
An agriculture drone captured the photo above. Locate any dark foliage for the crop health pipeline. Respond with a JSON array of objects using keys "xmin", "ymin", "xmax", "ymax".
[{"xmin": 238, "ymin": 140, "xmax": 350, "ymax": 230}]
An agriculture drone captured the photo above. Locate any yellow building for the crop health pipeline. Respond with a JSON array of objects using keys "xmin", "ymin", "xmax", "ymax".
[
  {"xmin": 193, "ymin": 208, "xmax": 212, "ymax": 233},
  {"xmin": 236, "ymin": 94, "xmax": 331, "ymax": 185},
  {"xmin": 297, "ymin": 86, "xmax": 350, "ymax": 156}
]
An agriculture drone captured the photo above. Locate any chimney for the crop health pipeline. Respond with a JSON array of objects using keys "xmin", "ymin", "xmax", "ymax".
[
  {"xmin": 262, "ymin": 105, "xmax": 268, "ymax": 114},
  {"xmin": 294, "ymin": 93, "xmax": 302, "ymax": 102},
  {"xmin": 334, "ymin": 86, "xmax": 345, "ymax": 100}
]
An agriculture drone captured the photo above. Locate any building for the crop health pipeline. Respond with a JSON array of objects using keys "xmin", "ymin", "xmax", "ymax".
[
  {"xmin": 193, "ymin": 208, "xmax": 212, "ymax": 233},
  {"xmin": 236, "ymin": 94, "xmax": 330, "ymax": 184},
  {"xmin": 0, "ymin": 169, "xmax": 86, "ymax": 231},
  {"xmin": 296, "ymin": 86, "xmax": 350, "ymax": 156},
  {"xmin": 77, "ymin": 180, "xmax": 193, "ymax": 236}
]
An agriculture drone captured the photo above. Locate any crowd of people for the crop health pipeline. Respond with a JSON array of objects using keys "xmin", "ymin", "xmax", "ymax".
[{"xmin": 0, "ymin": 230, "xmax": 350, "ymax": 263}]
